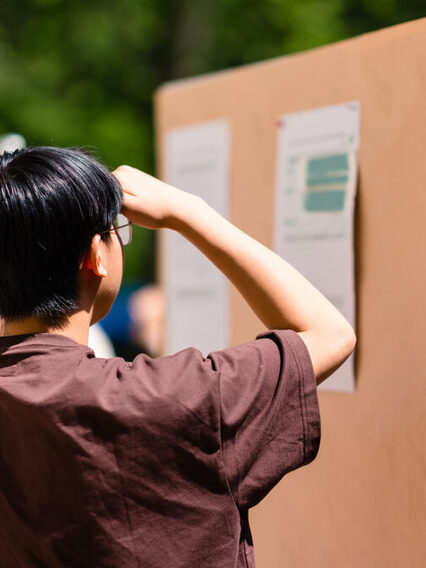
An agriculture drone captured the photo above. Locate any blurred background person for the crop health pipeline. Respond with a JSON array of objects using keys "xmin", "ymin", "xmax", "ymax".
[{"xmin": 128, "ymin": 284, "xmax": 165, "ymax": 357}]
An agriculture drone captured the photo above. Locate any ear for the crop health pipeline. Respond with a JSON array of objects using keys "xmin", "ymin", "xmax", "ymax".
[{"xmin": 81, "ymin": 234, "xmax": 108, "ymax": 278}]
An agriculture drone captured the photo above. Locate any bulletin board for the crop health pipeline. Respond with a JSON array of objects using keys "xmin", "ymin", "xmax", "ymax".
[{"xmin": 154, "ymin": 18, "xmax": 426, "ymax": 568}]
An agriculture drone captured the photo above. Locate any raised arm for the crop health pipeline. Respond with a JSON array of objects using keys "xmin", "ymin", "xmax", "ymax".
[{"xmin": 112, "ymin": 166, "xmax": 356, "ymax": 385}]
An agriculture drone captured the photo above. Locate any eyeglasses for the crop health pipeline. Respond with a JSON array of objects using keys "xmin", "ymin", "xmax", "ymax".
[{"xmin": 101, "ymin": 213, "xmax": 133, "ymax": 246}]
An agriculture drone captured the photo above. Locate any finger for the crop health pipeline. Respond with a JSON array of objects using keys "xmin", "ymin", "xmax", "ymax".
[
  {"xmin": 121, "ymin": 192, "xmax": 138, "ymax": 208},
  {"xmin": 120, "ymin": 201, "xmax": 136, "ymax": 220},
  {"xmin": 120, "ymin": 203, "xmax": 131, "ymax": 216}
]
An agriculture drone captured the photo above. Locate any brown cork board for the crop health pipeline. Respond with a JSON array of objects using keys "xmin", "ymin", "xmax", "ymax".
[{"xmin": 154, "ymin": 18, "xmax": 426, "ymax": 568}]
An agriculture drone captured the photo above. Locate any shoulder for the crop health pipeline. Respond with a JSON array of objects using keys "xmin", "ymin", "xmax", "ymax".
[{"xmin": 79, "ymin": 347, "xmax": 220, "ymax": 427}]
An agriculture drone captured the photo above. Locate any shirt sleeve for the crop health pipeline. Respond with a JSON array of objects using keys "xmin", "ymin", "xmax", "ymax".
[{"xmin": 207, "ymin": 329, "xmax": 321, "ymax": 510}]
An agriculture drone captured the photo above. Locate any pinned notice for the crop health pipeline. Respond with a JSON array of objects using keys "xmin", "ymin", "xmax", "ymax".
[
  {"xmin": 274, "ymin": 102, "xmax": 361, "ymax": 392},
  {"xmin": 163, "ymin": 119, "xmax": 231, "ymax": 356}
]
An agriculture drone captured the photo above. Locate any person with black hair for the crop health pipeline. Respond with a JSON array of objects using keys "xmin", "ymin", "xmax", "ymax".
[{"xmin": 0, "ymin": 146, "xmax": 355, "ymax": 567}]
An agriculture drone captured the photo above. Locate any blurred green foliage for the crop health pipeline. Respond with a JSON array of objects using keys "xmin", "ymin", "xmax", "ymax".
[{"xmin": 0, "ymin": 0, "xmax": 424, "ymax": 281}]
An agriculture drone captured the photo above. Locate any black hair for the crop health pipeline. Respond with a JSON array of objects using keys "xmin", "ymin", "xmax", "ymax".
[{"xmin": 0, "ymin": 146, "xmax": 122, "ymax": 327}]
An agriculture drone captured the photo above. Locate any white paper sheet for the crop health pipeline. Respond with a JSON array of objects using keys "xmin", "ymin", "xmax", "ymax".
[
  {"xmin": 163, "ymin": 120, "xmax": 230, "ymax": 355},
  {"xmin": 274, "ymin": 101, "xmax": 360, "ymax": 392}
]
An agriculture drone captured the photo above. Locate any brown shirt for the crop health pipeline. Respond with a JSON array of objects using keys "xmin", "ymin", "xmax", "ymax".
[{"xmin": 0, "ymin": 329, "xmax": 320, "ymax": 568}]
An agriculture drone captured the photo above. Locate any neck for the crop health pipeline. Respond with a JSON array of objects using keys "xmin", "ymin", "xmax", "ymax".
[{"xmin": 1, "ymin": 310, "xmax": 92, "ymax": 346}]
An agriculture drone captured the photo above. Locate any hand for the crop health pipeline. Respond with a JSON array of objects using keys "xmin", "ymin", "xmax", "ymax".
[{"xmin": 112, "ymin": 165, "xmax": 193, "ymax": 230}]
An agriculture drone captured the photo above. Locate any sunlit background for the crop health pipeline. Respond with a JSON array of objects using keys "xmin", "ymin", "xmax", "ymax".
[{"xmin": 1, "ymin": 0, "xmax": 424, "ymax": 355}]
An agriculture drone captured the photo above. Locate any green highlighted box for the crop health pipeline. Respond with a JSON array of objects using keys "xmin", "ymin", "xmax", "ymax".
[
  {"xmin": 304, "ymin": 190, "xmax": 346, "ymax": 211},
  {"xmin": 307, "ymin": 153, "xmax": 349, "ymax": 176},
  {"xmin": 304, "ymin": 153, "xmax": 349, "ymax": 212}
]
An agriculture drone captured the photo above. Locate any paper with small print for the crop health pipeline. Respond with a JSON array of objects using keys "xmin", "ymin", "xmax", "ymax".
[
  {"xmin": 163, "ymin": 120, "xmax": 230, "ymax": 356},
  {"xmin": 274, "ymin": 102, "xmax": 360, "ymax": 392}
]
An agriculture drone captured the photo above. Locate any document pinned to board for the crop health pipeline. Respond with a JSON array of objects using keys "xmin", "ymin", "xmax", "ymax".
[
  {"xmin": 274, "ymin": 101, "xmax": 361, "ymax": 392},
  {"xmin": 163, "ymin": 119, "xmax": 231, "ymax": 356}
]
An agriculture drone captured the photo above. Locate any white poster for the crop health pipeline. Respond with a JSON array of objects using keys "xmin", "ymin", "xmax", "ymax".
[
  {"xmin": 163, "ymin": 120, "xmax": 231, "ymax": 355},
  {"xmin": 274, "ymin": 101, "xmax": 360, "ymax": 392}
]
